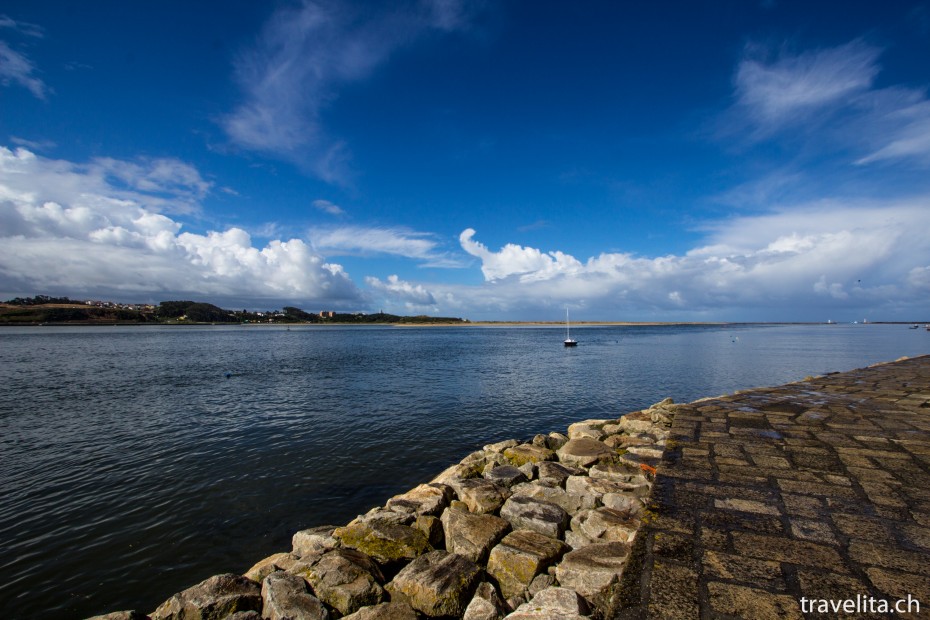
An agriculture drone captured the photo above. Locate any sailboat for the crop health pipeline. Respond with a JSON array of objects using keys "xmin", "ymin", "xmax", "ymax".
[{"xmin": 564, "ymin": 309, "xmax": 577, "ymax": 347}]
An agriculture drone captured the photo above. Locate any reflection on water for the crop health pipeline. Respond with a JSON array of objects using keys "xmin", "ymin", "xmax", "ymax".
[{"xmin": 0, "ymin": 323, "xmax": 926, "ymax": 618}]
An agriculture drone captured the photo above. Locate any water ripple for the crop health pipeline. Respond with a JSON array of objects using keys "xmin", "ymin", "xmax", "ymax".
[{"xmin": 0, "ymin": 323, "xmax": 926, "ymax": 618}]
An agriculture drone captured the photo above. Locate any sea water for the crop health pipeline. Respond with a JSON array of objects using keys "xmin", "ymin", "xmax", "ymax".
[{"xmin": 0, "ymin": 323, "xmax": 926, "ymax": 618}]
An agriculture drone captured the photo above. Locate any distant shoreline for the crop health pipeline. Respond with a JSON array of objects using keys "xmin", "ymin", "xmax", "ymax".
[{"xmin": 3, "ymin": 320, "xmax": 926, "ymax": 328}]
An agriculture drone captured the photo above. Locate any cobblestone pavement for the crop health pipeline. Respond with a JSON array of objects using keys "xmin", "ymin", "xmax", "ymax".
[{"xmin": 615, "ymin": 356, "xmax": 930, "ymax": 619}]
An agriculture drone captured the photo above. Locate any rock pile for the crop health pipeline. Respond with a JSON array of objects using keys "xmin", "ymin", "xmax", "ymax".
[{"xmin": 90, "ymin": 399, "xmax": 676, "ymax": 620}]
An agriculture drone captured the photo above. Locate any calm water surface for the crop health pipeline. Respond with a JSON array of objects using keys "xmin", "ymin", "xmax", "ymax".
[{"xmin": 0, "ymin": 323, "xmax": 927, "ymax": 618}]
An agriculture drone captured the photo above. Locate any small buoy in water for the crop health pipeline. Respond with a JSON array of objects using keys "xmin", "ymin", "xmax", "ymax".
[{"xmin": 224, "ymin": 371, "xmax": 232, "ymax": 379}]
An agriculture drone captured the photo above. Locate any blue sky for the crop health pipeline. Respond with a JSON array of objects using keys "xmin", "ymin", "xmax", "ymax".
[{"xmin": 2, "ymin": 1, "xmax": 930, "ymax": 321}]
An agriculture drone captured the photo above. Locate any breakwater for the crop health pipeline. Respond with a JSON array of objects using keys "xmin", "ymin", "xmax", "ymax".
[{"xmin": 88, "ymin": 399, "xmax": 678, "ymax": 620}]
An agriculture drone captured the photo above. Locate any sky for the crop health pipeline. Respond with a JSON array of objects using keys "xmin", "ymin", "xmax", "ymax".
[{"xmin": 2, "ymin": 1, "xmax": 930, "ymax": 321}]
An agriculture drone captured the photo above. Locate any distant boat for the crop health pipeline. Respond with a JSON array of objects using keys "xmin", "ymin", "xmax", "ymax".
[
  {"xmin": 564, "ymin": 309, "xmax": 577, "ymax": 347},
  {"xmin": 910, "ymin": 325, "xmax": 920, "ymax": 329}
]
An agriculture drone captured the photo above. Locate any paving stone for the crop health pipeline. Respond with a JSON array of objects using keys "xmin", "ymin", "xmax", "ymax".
[
  {"xmin": 732, "ymin": 531, "xmax": 846, "ymax": 576},
  {"xmin": 847, "ymin": 540, "xmax": 930, "ymax": 576},
  {"xmin": 789, "ymin": 518, "xmax": 838, "ymax": 545},
  {"xmin": 706, "ymin": 582, "xmax": 803, "ymax": 619},
  {"xmin": 713, "ymin": 498, "xmax": 781, "ymax": 516},
  {"xmin": 645, "ymin": 562, "xmax": 698, "ymax": 620},
  {"xmin": 796, "ymin": 568, "xmax": 872, "ymax": 601},
  {"xmin": 702, "ymin": 550, "xmax": 785, "ymax": 590},
  {"xmin": 781, "ymin": 493, "xmax": 824, "ymax": 518},
  {"xmin": 865, "ymin": 567, "xmax": 930, "ymax": 603}
]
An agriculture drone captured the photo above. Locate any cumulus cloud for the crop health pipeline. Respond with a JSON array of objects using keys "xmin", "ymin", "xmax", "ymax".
[
  {"xmin": 0, "ymin": 146, "xmax": 363, "ymax": 306},
  {"xmin": 457, "ymin": 200, "xmax": 930, "ymax": 318},
  {"xmin": 222, "ymin": 0, "xmax": 477, "ymax": 183},
  {"xmin": 365, "ymin": 274, "xmax": 437, "ymax": 308}
]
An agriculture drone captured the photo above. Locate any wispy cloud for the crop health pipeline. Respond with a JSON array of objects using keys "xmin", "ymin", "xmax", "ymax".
[
  {"xmin": 221, "ymin": 0, "xmax": 477, "ymax": 183},
  {"xmin": 728, "ymin": 39, "xmax": 930, "ymax": 169},
  {"xmin": 9, "ymin": 136, "xmax": 56, "ymax": 151},
  {"xmin": 517, "ymin": 219, "xmax": 551, "ymax": 232},
  {"xmin": 0, "ymin": 146, "xmax": 363, "ymax": 306},
  {"xmin": 0, "ymin": 40, "xmax": 48, "ymax": 100},
  {"xmin": 0, "ymin": 14, "xmax": 44, "ymax": 39},
  {"xmin": 734, "ymin": 40, "xmax": 879, "ymax": 131},
  {"xmin": 311, "ymin": 225, "xmax": 441, "ymax": 260},
  {"xmin": 312, "ymin": 198, "xmax": 346, "ymax": 216}
]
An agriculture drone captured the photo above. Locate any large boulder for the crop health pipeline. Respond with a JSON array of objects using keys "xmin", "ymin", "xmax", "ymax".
[
  {"xmin": 244, "ymin": 552, "xmax": 300, "ymax": 582},
  {"xmin": 261, "ymin": 571, "xmax": 329, "ymax": 620},
  {"xmin": 565, "ymin": 476, "xmax": 642, "ymax": 504},
  {"xmin": 535, "ymin": 462, "xmax": 583, "ymax": 489},
  {"xmin": 554, "ymin": 542, "xmax": 631, "ymax": 611},
  {"xmin": 340, "ymin": 602, "xmax": 420, "ymax": 620},
  {"xmin": 415, "ymin": 514, "xmax": 445, "ymax": 548},
  {"xmin": 333, "ymin": 520, "xmax": 431, "ymax": 565},
  {"xmin": 544, "ymin": 433, "xmax": 569, "ymax": 451},
  {"xmin": 504, "ymin": 587, "xmax": 590, "ymax": 620},
  {"xmin": 387, "ymin": 550, "xmax": 483, "ymax": 617},
  {"xmin": 448, "ymin": 478, "xmax": 512, "ymax": 515},
  {"xmin": 587, "ymin": 462, "xmax": 642, "ymax": 483},
  {"xmin": 603, "ymin": 433, "xmax": 655, "ymax": 450},
  {"xmin": 150, "ymin": 573, "xmax": 261, "ymax": 620},
  {"xmin": 486, "ymin": 531, "xmax": 569, "ymax": 600},
  {"xmin": 483, "ymin": 465, "xmax": 529, "ymax": 488},
  {"xmin": 556, "ymin": 438, "xmax": 615, "ymax": 468},
  {"xmin": 304, "ymin": 549, "xmax": 386, "ymax": 615},
  {"xmin": 617, "ymin": 410, "xmax": 655, "ymax": 434},
  {"xmin": 441, "ymin": 507, "xmax": 511, "ymax": 564},
  {"xmin": 510, "ymin": 482, "xmax": 586, "ymax": 516},
  {"xmin": 483, "ymin": 439, "xmax": 520, "ymax": 453},
  {"xmin": 570, "ymin": 508, "xmax": 639, "ymax": 544},
  {"xmin": 292, "ymin": 526, "xmax": 339, "ymax": 558},
  {"xmin": 86, "ymin": 613, "xmax": 149, "ymax": 620},
  {"xmin": 503, "ymin": 445, "xmax": 555, "ymax": 467},
  {"xmin": 566, "ymin": 420, "xmax": 612, "ymax": 440},
  {"xmin": 463, "ymin": 582, "xmax": 509, "ymax": 620},
  {"xmin": 499, "ymin": 496, "xmax": 569, "ymax": 539},
  {"xmin": 386, "ymin": 484, "xmax": 451, "ymax": 517}
]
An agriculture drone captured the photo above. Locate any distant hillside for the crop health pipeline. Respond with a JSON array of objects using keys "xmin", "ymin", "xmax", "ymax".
[{"xmin": 0, "ymin": 296, "xmax": 467, "ymax": 325}]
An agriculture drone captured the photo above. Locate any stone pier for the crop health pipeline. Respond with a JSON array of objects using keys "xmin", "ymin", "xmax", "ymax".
[{"xmin": 616, "ymin": 355, "xmax": 930, "ymax": 619}]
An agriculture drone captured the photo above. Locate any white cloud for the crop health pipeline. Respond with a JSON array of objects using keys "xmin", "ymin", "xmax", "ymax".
[
  {"xmin": 735, "ymin": 40, "xmax": 879, "ymax": 129},
  {"xmin": 0, "ymin": 40, "xmax": 48, "ymax": 99},
  {"xmin": 312, "ymin": 199, "xmax": 346, "ymax": 216},
  {"xmin": 459, "ymin": 228, "xmax": 584, "ymax": 281},
  {"xmin": 730, "ymin": 39, "xmax": 930, "ymax": 168},
  {"xmin": 0, "ymin": 146, "xmax": 363, "ymax": 306},
  {"xmin": 856, "ymin": 101, "xmax": 930, "ymax": 166},
  {"xmin": 456, "ymin": 199, "xmax": 930, "ymax": 319},
  {"xmin": 365, "ymin": 274, "xmax": 437, "ymax": 307},
  {"xmin": 311, "ymin": 225, "xmax": 465, "ymax": 268},
  {"xmin": 0, "ymin": 14, "xmax": 44, "ymax": 39},
  {"xmin": 0, "ymin": 147, "xmax": 211, "ymax": 215},
  {"xmin": 222, "ymin": 0, "xmax": 476, "ymax": 183}
]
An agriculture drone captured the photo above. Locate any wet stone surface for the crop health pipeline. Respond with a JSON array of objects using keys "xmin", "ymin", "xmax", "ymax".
[{"xmin": 616, "ymin": 355, "xmax": 930, "ymax": 619}]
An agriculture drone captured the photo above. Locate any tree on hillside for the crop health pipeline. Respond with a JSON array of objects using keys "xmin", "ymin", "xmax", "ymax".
[{"xmin": 156, "ymin": 301, "xmax": 196, "ymax": 318}]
